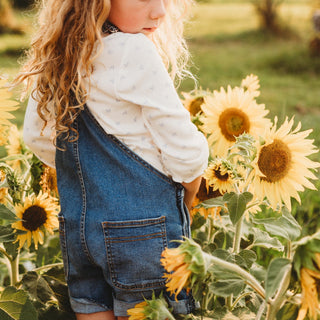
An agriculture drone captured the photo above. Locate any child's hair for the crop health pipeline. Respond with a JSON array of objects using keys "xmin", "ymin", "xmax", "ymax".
[{"xmin": 15, "ymin": 0, "xmax": 194, "ymax": 141}]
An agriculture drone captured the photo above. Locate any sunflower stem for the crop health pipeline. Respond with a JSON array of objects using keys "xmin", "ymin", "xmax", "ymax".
[
  {"xmin": 266, "ymin": 266, "xmax": 292, "ymax": 320},
  {"xmin": 232, "ymin": 215, "xmax": 244, "ymax": 254},
  {"xmin": 10, "ymin": 252, "xmax": 19, "ymax": 286},
  {"xmin": 33, "ymin": 262, "xmax": 64, "ymax": 273}
]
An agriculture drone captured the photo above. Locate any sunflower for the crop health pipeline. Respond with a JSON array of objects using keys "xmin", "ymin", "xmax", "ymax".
[
  {"xmin": 161, "ymin": 247, "xmax": 192, "ymax": 298},
  {"xmin": 40, "ymin": 165, "xmax": 59, "ymax": 196},
  {"xmin": 297, "ymin": 267, "xmax": 320, "ymax": 320},
  {"xmin": 12, "ymin": 192, "xmax": 59, "ymax": 249},
  {"xmin": 251, "ymin": 117, "xmax": 320, "ymax": 211},
  {"xmin": 161, "ymin": 239, "xmax": 207, "ymax": 299},
  {"xmin": 203, "ymin": 158, "xmax": 236, "ymax": 194},
  {"xmin": 200, "ymin": 86, "xmax": 271, "ymax": 157},
  {"xmin": 0, "ymin": 126, "xmax": 8, "ymax": 146},
  {"xmin": 0, "ymin": 78, "xmax": 19, "ymax": 126},
  {"xmin": 127, "ymin": 301, "xmax": 148, "ymax": 320},
  {"xmin": 127, "ymin": 294, "xmax": 175, "ymax": 320},
  {"xmin": 0, "ymin": 170, "xmax": 8, "ymax": 204},
  {"xmin": 191, "ymin": 177, "xmax": 222, "ymax": 219},
  {"xmin": 181, "ymin": 90, "xmax": 207, "ymax": 117},
  {"xmin": 241, "ymin": 74, "xmax": 260, "ymax": 98},
  {"xmin": 5, "ymin": 125, "xmax": 23, "ymax": 170}
]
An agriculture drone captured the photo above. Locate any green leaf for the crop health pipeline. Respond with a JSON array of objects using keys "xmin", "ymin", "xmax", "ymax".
[
  {"xmin": 251, "ymin": 228, "xmax": 284, "ymax": 251},
  {"xmin": 238, "ymin": 249, "xmax": 257, "ymax": 269},
  {"xmin": 21, "ymin": 272, "xmax": 54, "ymax": 304},
  {"xmin": 0, "ymin": 204, "xmax": 18, "ymax": 222},
  {"xmin": 276, "ymin": 302, "xmax": 299, "ymax": 320},
  {"xmin": 197, "ymin": 196, "xmax": 225, "ymax": 209},
  {"xmin": 265, "ymin": 258, "xmax": 291, "ymax": 300},
  {"xmin": 0, "ymin": 286, "xmax": 37, "ymax": 320},
  {"xmin": 253, "ymin": 208, "xmax": 301, "ymax": 241},
  {"xmin": 190, "ymin": 212, "xmax": 206, "ymax": 231},
  {"xmin": 223, "ymin": 192, "xmax": 253, "ymax": 225},
  {"xmin": 209, "ymin": 279, "xmax": 246, "ymax": 297}
]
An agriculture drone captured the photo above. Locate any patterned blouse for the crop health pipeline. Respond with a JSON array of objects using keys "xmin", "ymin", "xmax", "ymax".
[{"xmin": 23, "ymin": 32, "xmax": 209, "ymax": 183}]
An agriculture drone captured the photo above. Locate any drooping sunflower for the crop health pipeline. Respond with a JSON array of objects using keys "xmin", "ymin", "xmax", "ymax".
[
  {"xmin": 251, "ymin": 117, "xmax": 320, "ymax": 211},
  {"xmin": 203, "ymin": 158, "xmax": 236, "ymax": 194},
  {"xmin": 161, "ymin": 247, "xmax": 192, "ymax": 298},
  {"xmin": 241, "ymin": 74, "xmax": 260, "ymax": 98},
  {"xmin": 297, "ymin": 266, "xmax": 320, "ymax": 320},
  {"xmin": 12, "ymin": 192, "xmax": 59, "ymax": 249},
  {"xmin": 200, "ymin": 86, "xmax": 271, "ymax": 157},
  {"xmin": 161, "ymin": 239, "xmax": 207, "ymax": 299},
  {"xmin": 0, "ymin": 78, "xmax": 19, "ymax": 126},
  {"xmin": 127, "ymin": 293, "xmax": 175, "ymax": 320}
]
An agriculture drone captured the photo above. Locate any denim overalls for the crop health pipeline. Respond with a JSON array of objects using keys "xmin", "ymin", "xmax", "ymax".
[{"xmin": 55, "ymin": 106, "xmax": 195, "ymax": 316}]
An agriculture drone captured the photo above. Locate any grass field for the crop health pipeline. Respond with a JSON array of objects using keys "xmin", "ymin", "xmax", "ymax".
[{"xmin": 1, "ymin": 1, "xmax": 320, "ymax": 150}]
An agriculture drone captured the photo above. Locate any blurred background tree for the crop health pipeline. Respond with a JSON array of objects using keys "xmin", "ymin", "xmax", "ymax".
[
  {"xmin": 251, "ymin": 0, "xmax": 285, "ymax": 34},
  {"xmin": 0, "ymin": 0, "xmax": 26, "ymax": 34}
]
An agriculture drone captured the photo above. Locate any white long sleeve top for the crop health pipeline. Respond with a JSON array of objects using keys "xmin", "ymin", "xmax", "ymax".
[{"xmin": 23, "ymin": 32, "xmax": 209, "ymax": 183}]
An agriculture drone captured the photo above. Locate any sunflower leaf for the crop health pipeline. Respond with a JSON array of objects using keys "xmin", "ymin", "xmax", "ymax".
[
  {"xmin": 252, "ymin": 208, "xmax": 301, "ymax": 241},
  {"xmin": 0, "ymin": 204, "xmax": 19, "ymax": 222},
  {"xmin": 250, "ymin": 228, "xmax": 284, "ymax": 251},
  {"xmin": 265, "ymin": 258, "xmax": 291, "ymax": 301},
  {"xmin": 0, "ymin": 286, "xmax": 37, "ymax": 320},
  {"xmin": 197, "ymin": 196, "xmax": 225, "ymax": 208},
  {"xmin": 223, "ymin": 192, "xmax": 253, "ymax": 225},
  {"xmin": 209, "ymin": 279, "xmax": 246, "ymax": 297}
]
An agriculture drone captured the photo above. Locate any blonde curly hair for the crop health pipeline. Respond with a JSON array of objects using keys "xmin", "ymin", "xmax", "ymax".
[{"xmin": 15, "ymin": 0, "xmax": 194, "ymax": 142}]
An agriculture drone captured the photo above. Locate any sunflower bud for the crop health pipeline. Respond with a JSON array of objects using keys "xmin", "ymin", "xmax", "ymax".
[{"xmin": 127, "ymin": 293, "xmax": 174, "ymax": 320}]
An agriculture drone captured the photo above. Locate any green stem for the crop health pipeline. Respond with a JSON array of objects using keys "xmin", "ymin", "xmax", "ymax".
[
  {"xmin": 33, "ymin": 262, "xmax": 64, "ymax": 272},
  {"xmin": 0, "ymin": 246, "xmax": 12, "ymax": 261},
  {"xmin": 10, "ymin": 252, "xmax": 19, "ymax": 286},
  {"xmin": 266, "ymin": 266, "xmax": 292, "ymax": 320},
  {"xmin": 231, "ymin": 292, "xmax": 253, "ymax": 310},
  {"xmin": 232, "ymin": 215, "xmax": 244, "ymax": 254}
]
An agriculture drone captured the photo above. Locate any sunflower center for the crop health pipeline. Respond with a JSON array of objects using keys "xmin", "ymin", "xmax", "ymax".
[
  {"xmin": 258, "ymin": 139, "xmax": 292, "ymax": 183},
  {"xmin": 214, "ymin": 168, "xmax": 229, "ymax": 181},
  {"xmin": 189, "ymin": 97, "xmax": 204, "ymax": 116},
  {"xmin": 22, "ymin": 205, "xmax": 47, "ymax": 231},
  {"xmin": 218, "ymin": 108, "xmax": 250, "ymax": 142}
]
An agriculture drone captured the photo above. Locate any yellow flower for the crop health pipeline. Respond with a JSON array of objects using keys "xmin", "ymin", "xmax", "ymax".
[
  {"xmin": 251, "ymin": 117, "xmax": 320, "ymax": 211},
  {"xmin": 0, "ymin": 78, "xmax": 19, "ymax": 126},
  {"xmin": 200, "ymin": 86, "xmax": 271, "ymax": 157},
  {"xmin": 241, "ymin": 74, "xmax": 260, "ymax": 98},
  {"xmin": 40, "ymin": 165, "xmax": 59, "ymax": 196},
  {"xmin": 161, "ymin": 247, "xmax": 192, "ymax": 298},
  {"xmin": 0, "ymin": 170, "xmax": 8, "ymax": 204},
  {"xmin": 127, "ymin": 293, "xmax": 175, "ymax": 320},
  {"xmin": 297, "ymin": 267, "xmax": 320, "ymax": 320},
  {"xmin": 191, "ymin": 178, "xmax": 222, "ymax": 219},
  {"xmin": 12, "ymin": 192, "xmax": 59, "ymax": 249},
  {"xmin": 203, "ymin": 158, "xmax": 236, "ymax": 194},
  {"xmin": 181, "ymin": 90, "xmax": 207, "ymax": 117},
  {"xmin": 127, "ymin": 301, "xmax": 148, "ymax": 320},
  {"xmin": 0, "ymin": 126, "xmax": 9, "ymax": 146},
  {"xmin": 5, "ymin": 125, "xmax": 23, "ymax": 170}
]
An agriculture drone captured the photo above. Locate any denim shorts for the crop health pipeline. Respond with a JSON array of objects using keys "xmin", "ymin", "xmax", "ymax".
[{"xmin": 56, "ymin": 106, "xmax": 196, "ymax": 316}]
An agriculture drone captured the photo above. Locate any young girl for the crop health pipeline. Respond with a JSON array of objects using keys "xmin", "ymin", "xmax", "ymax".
[{"xmin": 17, "ymin": 0, "xmax": 209, "ymax": 319}]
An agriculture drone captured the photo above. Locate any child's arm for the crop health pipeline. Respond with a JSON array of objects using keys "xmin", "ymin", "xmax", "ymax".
[{"xmin": 182, "ymin": 176, "xmax": 202, "ymax": 212}]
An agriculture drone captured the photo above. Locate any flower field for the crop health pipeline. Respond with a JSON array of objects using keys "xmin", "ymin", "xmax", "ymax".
[{"xmin": 0, "ymin": 73, "xmax": 320, "ymax": 319}]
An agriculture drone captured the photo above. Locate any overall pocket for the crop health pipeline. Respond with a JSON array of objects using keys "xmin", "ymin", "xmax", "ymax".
[
  {"xmin": 58, "ymin": 216, "xmax": 69, "ymax": 280},
  {"xmin": 102, "ymin": 216, "xmax": 167, "ymax": 291}
]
